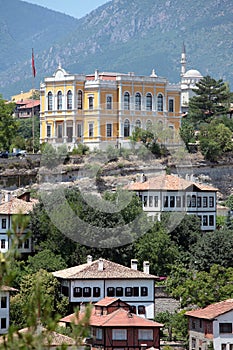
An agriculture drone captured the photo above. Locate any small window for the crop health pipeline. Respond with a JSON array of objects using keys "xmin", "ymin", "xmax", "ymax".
[
  {"xmin": 138, "ymin": 305, "xmax": 146, "ymax": 314},
  {"xmin": 67, "ymin": 90, "xmax": 72, "ymax": 110},
  {"xmin": 209, "ymin": 196, "xmax": 214, "ymax": 207},
  {"xmin": 168, "ymin": 99, "xmax": 174, "ymax": 112},
  {"xmin": 222, "ymin": 345, "xmax": 227, "ymax": 350},
  {"xmin": 203, "ymin": 197, "xmax": 208, "ymax": 207},
  {"xmin": 141, "ymin": 287, "xmax": 148, "ymax": 296},
  {"xmin": 1, "ymin": 219, "xmax": 6, "ymax": 229},
  {"xmin": 125, "ymin": 287, "xmax": 132, "ymax": 297},
  {"xmin": 163, "ymin": 196, "xmax": 168, "ymax": 208},
  {"xmin": 88, "ymin": 96, "xmax": 94, "ymax": 110},
  {"xmin": 124, "ymin": 119, "xmax": 130, "ymax": 137},
  {"xmin": 138, "ymin": 329, "xmax": 153, "ymax": 340},
  {"xmin": 170, "ymin": 196, "xmax": 175, "ymax": 208},
  {"xmin": 154, "ymin": 196, "xmax": 158, "ymax": 207},
  {"xmin": 1, "ymin": 240, "xmax": 5, "ymax": 249},
  {"xmin": 146, "ymin": 93, "xmax": 152, "ymax": 111},
  {"xmin": 77, "ymin": 124, "xmax": 82, "ymax": 138},
  {"xmin": 124, "ymin": 92, "xmax": 130, "ymax": 110},
  {"xmin": 203, "ymin": 215, "xmax": 208, "ymax": 226},
  {"xmin": 57, "ymin": 91, "xmax": 62, "ymax": 110},
  {"xmin": 24, "ymin": 239, "xmax": 29, "ymax": 249},
  {"xmin": 219, "ymin": 323, "xmax": 232, "ymax": 333},
  {"xmin": 1, "ymin": 318, "xmax": 6, "ymax": 329},
  {"xmin": 106, "ymin": 123, "xmax": 112, "ymax": 137},
  {"xmin": 96, "ymin": 328, "xmax": 103, "ymax": 340},
  {"xmin": 133, "ymin": 287, "xmax": 139, "ymax": 297},
  {"xmin": 135, "ymin": 92, "xmax": 141, "ymax": 111},
  {"xmin": 73, "ymin": 287, "xmax": 82, "ymax": 298},
  {"xmin": 187, "ymin": 195, "xmax": 191, "ymax": 208},
  {"xmin": 143, "ymin": 196, "xmax": 148, "ymax": 207},
  {"xmin": 112, "ymin": 329, "xmax": 127, "ymax": 340},
  {"xmin": 176, "ymin": 196, "xmax": 181, "ymax": 208},
  {"xmin": 83, "ymin": 287, "xmax": 91, "ymax": 297},
  {"xmin": 157, "ymin": 93, "xmax": 163, "ymax": 111},
  {"xmin": 129, "ymin": 305, "xmax": 136, "ymax": 314},
  {"xmin": 93, "ymin": 287, "xmax": 100, "ymax": 298},
  {"xmin": 209, "ymin": 215, "xmax": 214, "ymax": 226},
  {"xmin": 149, "ymin": 196, "xmax": 153, "ymax": 207},
  {"xmin": 116, "ymin": 287, "xmax": 123, "ymax": 297},
  {"xmin": 77, "ymin": 90, "xmax": 83, "ymax": 110},
  {"xmin": 1, "ymin": 297, "xmax": 7, "ymax": 309},
  {"xmin": 48, "ymin": 91, "xmax": 53, "ymax": 110},
  {"xmin": 191, "ymin": 195, "xmax": 196, "ymax": 207},
  {"xmin": 47, "ymin": 125, "xmax": 51, "ymax": 138},
  {"xmin": 107, "ymin": 287, "xmax": 115, "ymax": 297},
  {"xmin": 106, "ymin": 96, "xmax": 112, "ymax": 110},
  {"xmin": 89, "ymin": 123, "xmax": 94, "ymax": 137},
  {"xmin": 61, "ymin": 286, "xmax": 69, "ymax": 297},
  {"xmin": 197, "ymin": 197, "xmax": 202, "ymax": 208}
]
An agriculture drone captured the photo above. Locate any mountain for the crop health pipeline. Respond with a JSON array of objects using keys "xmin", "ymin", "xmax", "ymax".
[{"xmin": 1, "ymin": 0, "xmax": 233, "ymax": 99}]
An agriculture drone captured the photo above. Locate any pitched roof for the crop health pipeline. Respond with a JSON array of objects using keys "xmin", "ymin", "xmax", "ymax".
[
  {"xmin": 52, "ymin": 259, "xmax": 159, "ymax": 280},
  {"xmin": 185, "ymin": 299, "xmax": 233, "ymax": 320},
  {"xmin": 1, "ymin": 285, "xmax": 18, "ymax": 292},
  {"xmin": 0, "ymin": 197, "xmax": 38, "ymax": 215},
  {"xmin": 95, "ymin": 297, "xmax": 120, "ymax": 307},
  {"xmin": 125, "ymin": 174, "xmax": 217, "ymax": 192},
  {"xmin": 61, "ymin": 308, "xmax": 163, "ymax": 328}
]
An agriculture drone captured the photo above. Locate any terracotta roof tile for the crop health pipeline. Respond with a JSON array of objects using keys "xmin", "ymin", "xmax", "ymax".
[
  {"xmin": 185, "ymin": 299, "xmax": 233, "ymax": 320},
  {"xmin": 0, "ymin": 197, "xmax": 38, "ymax": 215},
  {"xmin": 61, "ymin": 308, "xmax": 163, "ymax": 328},
  {"xmin": 52, "ymin": 259, "xmax": 159, "ymax": 280},
  {"xmin": 95, "ymin": 297, "xmax": 120, "ymax": 306},
  {"xmin": 125, "ymin": 174, "xmax": 218, "ymax": 192}
]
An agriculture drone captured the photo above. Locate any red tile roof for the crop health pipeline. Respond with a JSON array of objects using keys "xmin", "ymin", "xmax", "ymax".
[
  {"xmin": 125, "ymin": 174, "xmax": 218, "ymax": 192},
  {"xmin": 52, "ymin": 259, "xmax": 159, "ymax": 280},
  {"xmin": 0, "ymin": 197, "xmax": 38, "ymax": 215},
  {"xmin": 185, "ymin": 299, "xmax": 233, "ymax": 320},
  {"xmin": 61, "ymin": 307, "xmax": 163, "ymax": 328},
  {"xmin": 95, "ymin": 297, "xmax": 120, "ymax": 307},
  {"xmin": 18, "ymin": 100, "xmax": 40, "ymax": 109}
]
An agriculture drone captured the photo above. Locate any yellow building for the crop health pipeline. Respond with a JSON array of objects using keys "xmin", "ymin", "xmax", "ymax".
[
  {"xmin": 11, "ymin": 89, "xmax": 39, "ymax": 102},
  {"xmin": 40, "ymin": 66, "xmax": 182, "ymax": 150}
]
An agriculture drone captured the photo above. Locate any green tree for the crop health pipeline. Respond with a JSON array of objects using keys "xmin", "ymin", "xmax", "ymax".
[
  {"xmin": 25, "ymin": 249, "xmax": 67, "ymax": 274},
  {"xmin": 0, "ymin": 95, "xmax": 18, "ymax": 151},
  {"xmin": 188, "ymin": 75, "xmax": 231, "ymax": 126}
]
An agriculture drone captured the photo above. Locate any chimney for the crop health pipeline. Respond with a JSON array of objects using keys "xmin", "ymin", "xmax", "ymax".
[
  {"xmin": 131, "ymin": 259, "xmax": 138, "ymax": 270},
  {"xmin": 95, "ymin": 69, "xmax": 99, "ymax": 80},
  {"xmin": 87, "ymin": 255, "xmax": 93, "ymax": 264},
  {"xmin": 5, "ymin": 192, "xmax": 11, "ymax": 202},
  {"xmin": 143, "ymin": 261, "xmax": 150, "ymax": 274},
  {"xmin": 140, "ymin": 173, "xmax": 146, "ymax": 183},
  {"xmin": 98, "ymin": 258, "xmax": 104, "ymax": 271}
]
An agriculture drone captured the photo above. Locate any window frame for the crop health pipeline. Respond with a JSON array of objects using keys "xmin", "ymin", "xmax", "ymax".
[
  {"xmin": 48, "ymin": 91, "xmax": 53, "ymax": 111},
  {"xmin": 138, "ymin": 329, "xmax": 153, "ymax": 340},
  {"xmin": 67, "ymin": 90, "xmax": 73, "ymax": 110},
  {"xmin": 73, "ymin": 287, "xmax": 82, "ymax": 298},
  {"xmin": 112, "ymin": 329, "xmax": 127, "ymax": 341},
  {"xmin": 77, "ymin": 90, "xmax": 83, "ymax": 110},
  {"xmin": 124, "ymin": 92, "xmax": 130, "ymax": 110},
  {"xmin": 146, "ymin": 93, "xmax": 152, "ymax": 111},
  {"xmin": 106, "ymin": 95, "xmax": 112, "ymax": 110},
  {"xmin": 124, "ymin": 119, "xmax": 130, "ymax": 137},
  {"xmin": 157, "ymin": 93, "xmax": 163, "ymax": 111},
  {"xmin": 135, "ymin": 92, "xmax": 141, "ymax": 111},
  {"xmin": 1, "ymin": 297, "xmax": 7, "ymax": 309},
  {"xmin": 57, "ymin": 91, "xmax": 62, "ymax": 110},
  {"xmin": 168, "ymin": 98, "xmax": 174, "ymax": 112},
  {"xmin": 106, "ymin": 123, "xmax": 112, "ymax": 138},
  {"xmin": 88, "ymin": 123, "xmax": 94, "ymax": 138},
  {"xmin": 2, "ymin": 219, "xmax": 6, "ymax": 229}
]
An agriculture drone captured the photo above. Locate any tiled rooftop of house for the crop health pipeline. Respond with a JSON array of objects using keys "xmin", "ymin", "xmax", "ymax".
[
  {"xmin": 95, "ymin": 297, "xmax": 119, "ymax": 307},
  {"xmin": 125, "ymin": 174, "xmax": 218, "ymax": 192},
  {"xmin": 60, "ymin": 307, "xmax": 163, "ymax": 328},
  {"xmin": 0, "ymin": 194, "xmax": 38, "ymax": 215},
  {"xmin": 52, "ymin": 258, "xmax": 159, "ymax": 280},
  {"xmin": 185, "ymin": 299, "xmax": 233, "ymax": 320}
]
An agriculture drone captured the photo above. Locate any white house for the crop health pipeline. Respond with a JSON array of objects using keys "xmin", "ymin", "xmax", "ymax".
[
  {"xmin": 53, "ymin": 257, "xmax": 159, "ymax": 320},
  {"xmin": 0, "ymin": 286, "xmax": 18, "ymax": 334},
  {"xmin": 125, "ymin": 173, "xmax": 218, "ymax": 231},
  {"xmin": 0, "ymin": 191, "xmax": 38, "ymax": 253},
  {"xmin": 185, "ymin": 299, "xmax": 233, "ymax": 350}
]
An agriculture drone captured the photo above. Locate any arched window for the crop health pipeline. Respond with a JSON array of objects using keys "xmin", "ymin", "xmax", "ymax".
[
  {"xmin": 157, "ymin": 93, "xmax": 163, "ymax": 111},
  {"xmin": 124, "ymin": 92, "xmax": 130, "ymax": 110},
  {"xmin": 67, "ymin": 90, "xmax": 72, "ymax": 110},
  {"xmin": 146, "ymin": 120, "xmax": 152, "ymax": 130},
  {"xmin": 146, "ymin": 93, "xmax": 152, "ymax": 111},
  {"xmin": 57, "ymin": 91, "xmax": 62, "ymax": 110},
  {"xmin": 77, "ymin": 90, "xmax": 83, "ymax": 110},
  {"xmin": 135, "ymin": 92, "xmax": 141, "ymax": 110},
  {"xmin": 135, "ymin": 119, "xmax": 141, "ymax": 128},
  {"xmin": 48, "ymin": 91, "xmax": 53, "ymax": 111},
  {"xmin": 124, "ymin": 119, "xmax": 130, "ymax": 137}
]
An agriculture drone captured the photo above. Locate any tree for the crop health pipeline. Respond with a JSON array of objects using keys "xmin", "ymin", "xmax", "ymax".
[
  {"xmin": 179, "ymin": 119, "xmax": 196, "ymax": 149},
  {"xmin": 25, "ymin": 249, "xmax": 67, "ymax": 274},
  {"xmin": 11, "ymin": 116, "xmax": 40, "ymax": 152},
  {"xmin": 0, "ymin": 95, "xmax": 18, "ymax": 151},
  {"xmin": 188, "ymin": 75, "xmax": 231, "ymax": 126}
]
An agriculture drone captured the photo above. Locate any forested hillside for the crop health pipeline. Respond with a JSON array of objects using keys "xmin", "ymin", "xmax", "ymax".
[{"xmin": 1, "ymin": 0, "xmax": 233, "ymax": 98}]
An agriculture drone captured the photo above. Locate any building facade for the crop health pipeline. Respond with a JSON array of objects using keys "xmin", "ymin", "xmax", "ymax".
[
  {"xmin": 60, "ymin": 297, "xmax": 163, "ymax": 350},
  {"xmin": 125, "ymin": 173, "xmax": 217, "ymax": 231},
  {"xmin": 185, "ymin": 299, "xmax": 233, "ymax": 350},
  {"xmin": 0, "ymin": 286, "xmax": 18, "ymax": 334},
  {"xmin": 53, "ymin": 257, "xmax": 159, "ymax": 320},
  {"xmin": 40, "ymin": 66, "xmax": 181, "ymax": 150}
]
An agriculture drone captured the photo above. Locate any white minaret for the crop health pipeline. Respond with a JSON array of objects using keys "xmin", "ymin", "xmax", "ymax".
[{"xmin": 180, "ymin": 42, "xmax": 186, "ymax": 77}]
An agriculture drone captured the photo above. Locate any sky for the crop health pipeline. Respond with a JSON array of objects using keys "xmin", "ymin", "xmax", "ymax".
[{"xmin": 23, "ymin": 0, "xmax": 109, "ymax": 18}]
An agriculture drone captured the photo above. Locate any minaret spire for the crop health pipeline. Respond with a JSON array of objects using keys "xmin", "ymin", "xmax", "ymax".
[{"xmin": 180, "ymin": 42, "xmax": 186, "ymax": 77}]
